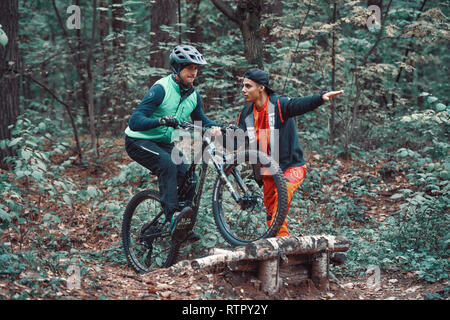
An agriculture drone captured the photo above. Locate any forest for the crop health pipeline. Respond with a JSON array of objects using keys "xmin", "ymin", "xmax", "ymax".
[{"xmin": 0, "ymin": 0, "xmax": 448, "ymax": 300}]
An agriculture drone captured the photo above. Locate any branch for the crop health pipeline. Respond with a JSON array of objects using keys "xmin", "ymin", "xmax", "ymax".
[
  {"xmin": 210, "ymin": 0, "xmax": 240, "ymax": 25},
  {"xmin": 51, "ymin": 0, "xmax": 76, "ymax": 53},
  {"xmin": 25, "ymin": 73, "xmax": 83, "ymax": 162},
  {"xmin": 361, "ymin": 0, "xmax": 394, "ymax": 66},
  {"xmin": 282, "ymin": 0, "xmax": 313, "ymax": 92},
  {"xmin": 26, "ymin": 75, "xmax": 71, "ymax": 111}
]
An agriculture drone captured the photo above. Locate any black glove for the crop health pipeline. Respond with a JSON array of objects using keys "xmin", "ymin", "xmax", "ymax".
[{"xmin": 159, "ymin": 116, "xmax": 179, "ymax": 128}]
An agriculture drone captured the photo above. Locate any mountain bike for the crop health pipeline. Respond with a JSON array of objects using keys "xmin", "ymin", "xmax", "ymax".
[{"xmin": 122, "ymin": 121, "xmax": 288, "ymax": 274}]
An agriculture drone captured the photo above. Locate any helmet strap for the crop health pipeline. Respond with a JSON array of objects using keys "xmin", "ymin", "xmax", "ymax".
[{"xmin": 172, "ymin": 73, "xmax": 192, "ymax": 90}]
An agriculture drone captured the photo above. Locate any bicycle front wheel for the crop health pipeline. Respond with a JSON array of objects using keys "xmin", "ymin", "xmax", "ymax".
[
  {"xmin": 212, "ymin": 150, "xmax": 288, "ymax": 246},
  {"xmin": 122, "ymin": 190, "xmax": 179, "ymax": 274}
]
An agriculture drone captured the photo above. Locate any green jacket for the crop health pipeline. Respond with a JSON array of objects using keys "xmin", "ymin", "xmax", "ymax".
[{"xmin": 125, "ymin": 75, "xmax": 200, "ymax": 144}]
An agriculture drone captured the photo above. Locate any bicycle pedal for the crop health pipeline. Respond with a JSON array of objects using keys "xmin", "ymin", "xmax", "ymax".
[{"xmin": 171, "ymin": 207, "xmax": 194, "ymax": 241}]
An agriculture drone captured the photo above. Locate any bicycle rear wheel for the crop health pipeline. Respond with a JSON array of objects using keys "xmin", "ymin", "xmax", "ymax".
[
  {"xmin": 122, "ymin": 190, "xmax": 179, "ymax": 274},
  {"xmin": 212, "ymin": 150, "xmax": 288, "ymax": 246}
]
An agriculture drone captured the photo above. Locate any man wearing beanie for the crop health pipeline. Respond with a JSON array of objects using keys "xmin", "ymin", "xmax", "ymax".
[{"xmin": 236, "ymin": 68, "xmax": 343, "ymax": 236}]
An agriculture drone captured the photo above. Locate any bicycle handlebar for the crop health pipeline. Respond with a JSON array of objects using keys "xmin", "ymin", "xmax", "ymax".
[{"xmin": 163, "ymin": 120, "xmax": 238, "ymax": 135}]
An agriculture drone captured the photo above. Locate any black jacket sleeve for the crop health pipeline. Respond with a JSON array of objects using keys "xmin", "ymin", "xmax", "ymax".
[
  {"xmin": 128, "ymin": 84, "xmax": 165, "ymax": 131},
  {"xmin": 279, "ymin": 94, "xmax": 324, "ymax": 119}
]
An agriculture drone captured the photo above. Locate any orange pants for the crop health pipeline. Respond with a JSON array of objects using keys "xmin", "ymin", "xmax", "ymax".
[{"xmin": 262, "ymin": 165, "xmax": 306, "ymax": 237}]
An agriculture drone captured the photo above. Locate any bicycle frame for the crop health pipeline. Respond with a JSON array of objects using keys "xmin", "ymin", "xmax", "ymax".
[
  {"xmin": 138, "ymin": 122, "xmax": 251, "ymax": 242},
  {"xmin": 176, "ymin": 122, "xmax": 250, "ymax": 232}
]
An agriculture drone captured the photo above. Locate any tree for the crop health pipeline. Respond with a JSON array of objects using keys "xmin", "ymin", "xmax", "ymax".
[
  {"xmin": 98, "ymin": 0, "xmax": 111, "ymax": 111},
  {"xmin": 0, "ymin": 0, "xmax": 20, "ymax": 168},
  {"xmin": 186, "ymin": 0, "xmax": 204, "ymax": 44},
  {"xmin": 149, "ymin": 0, "xmax": 178, "ymax": 82},
  {"xmin": 86, "ymin": 0, "xmax": 99, "ymax": 155},
  {"xmin": 211, "ymin": 0, "xmax": 264, "ymax": 68},
  {"xmin": 112, "ymin": 0, "xmax": 126, "ymax": 58},
  {"xmin": 261, "ymin": 0, "xmax": 283, "ymax": 64}
]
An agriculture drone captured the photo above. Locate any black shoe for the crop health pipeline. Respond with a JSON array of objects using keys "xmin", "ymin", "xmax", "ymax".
[
  {"xmin": 186, "ymin": 231, "xmax": 201, "ymax": 243},
  {"xmin": 170, "ymin": 206, "xmax": 194, "ymax": 241},
  {"xmin": 330, "ymin": 252, "xmax": 347, "ymax": 266}
]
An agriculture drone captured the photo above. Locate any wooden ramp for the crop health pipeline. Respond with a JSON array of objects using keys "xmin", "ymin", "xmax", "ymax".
[{"xmin": 170, "ymin": 235, "xmax": 350, "ymax": 295}]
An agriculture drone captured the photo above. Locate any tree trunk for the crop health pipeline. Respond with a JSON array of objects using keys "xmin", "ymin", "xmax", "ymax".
[
  {"xmin": 111, "ymin": 0, "xmax": 128, "ymax": 132},
  {"xmin": 262, "ymin": 1, "xmax": 283, "ymax": 64},
  {"xmin": 211, "ymin": 0, "xmax": 264, "ymax": 68},
  {"xmin": 112, "ymin": 0, "xmax": 126, "ymax": 58},
  {"xmin": 0, "ymin": 0, "xmax": 20, "ymax": 169},
  {"xmin": 186, "ymin": 0, "xmax": 203, "ymax": 44},
  {"xmin": 98, "ymin": 0, "xmax": 111, "ymax": 114},
  {"xmin": 149, "ymin": 0, "xmax": 177, "ymax": 83},
  {"xmin": 86, "ymin": 0, "xmax": 98, "ymax": 155},
  {"xmin": 329, "ymin": 1, "xmax": 337, "ymax": 143},
  {"xmin": 75, "ymin": 0, "xmax": 89, "ymax": 118},
  {"xmin": 237, "ymin": 0, "xmax": 264, "ymax": 68}
]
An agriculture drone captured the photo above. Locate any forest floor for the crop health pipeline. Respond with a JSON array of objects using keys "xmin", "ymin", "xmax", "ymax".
[
  {"xmin": 39, "ymin": 258, "xmax": 448, "ymax": 300},
  {"xmin": 0, "ymin": 137, "xmax": 448, "ymax": 301}
]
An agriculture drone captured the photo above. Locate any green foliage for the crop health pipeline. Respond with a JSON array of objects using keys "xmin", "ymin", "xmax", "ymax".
[{"xmin": 1, "ymin": 0, "xmax": 448, "ymax": 298}]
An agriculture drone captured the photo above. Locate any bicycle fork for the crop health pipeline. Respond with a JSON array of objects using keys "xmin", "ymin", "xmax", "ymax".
[{"xmin": 206, "ymin": 147, "xmax": 250, "ymax": 208}]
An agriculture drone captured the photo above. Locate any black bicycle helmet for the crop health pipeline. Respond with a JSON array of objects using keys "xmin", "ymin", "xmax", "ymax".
[{"xmin": 169, "ymin": 45, "xmax": 207, "ymax": 74}]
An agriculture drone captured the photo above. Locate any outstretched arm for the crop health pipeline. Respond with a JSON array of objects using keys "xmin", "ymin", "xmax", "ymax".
[
  {"xmin": 280, "ymin": 90, "xmax": 345, "ymax": 119},
  {"xmin": 322, "ymin": 90, "xmax": 344, "ymax": 102}
]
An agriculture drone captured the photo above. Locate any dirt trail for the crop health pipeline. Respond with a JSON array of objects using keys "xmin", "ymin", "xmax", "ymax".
[{"xmin": 51, "ymin": 259, "xmax": 448, "ymax": 300}]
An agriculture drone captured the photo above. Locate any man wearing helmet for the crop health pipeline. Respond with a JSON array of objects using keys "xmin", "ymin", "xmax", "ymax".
[{"xmin": 124, "ymin": 45, "xmax": 220, "ymax": 241}]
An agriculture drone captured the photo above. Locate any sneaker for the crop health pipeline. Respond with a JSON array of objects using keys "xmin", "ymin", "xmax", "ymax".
[
  {"xmin": 186, "ymin": 231, "xmax": 201, "ymax": 243},
  {"xmin": 170, "ymin": 206, "xmax": 194, "ymax": 241}
]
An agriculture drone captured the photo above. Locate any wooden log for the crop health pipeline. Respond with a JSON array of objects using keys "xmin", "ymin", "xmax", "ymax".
[
  {"xmin": 311, "ymin": 252, "xmax": 329, "ymax": 291},
  {"xmin": 169, "ymin": 259, "xmax": 193, "ymax": 275},
  {"xmin": 280, "ymin": 264, "xmax": 310, "ymax": 284},
  {"xmin": 245, "ymin": 235, "xmax": 350, "ymax": 260},
  {"xmin": 280, "ymin": 254, "xmax": 310, "ymax": 266},
  {"xmin": 227, "ymin": 260, "xmax": 259, "ymax": 272},
  {"xmin": 191, "ymin": 247, "xmax": 246, "ymax": 270},
  {"xmin": 258, "ymin": 257, "xmax": 280, "ymax": 295},
  {"xmin": 173, "ymin": 235, "xmax": 349, "ymax": 277},
  {"xmin": 209, "ymin": 248, "xmax": 233, "ymax": 255}
]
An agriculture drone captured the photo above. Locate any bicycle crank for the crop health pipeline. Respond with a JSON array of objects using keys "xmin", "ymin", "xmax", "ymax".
[{"xmin": 139, "ymin": 223, "xmax": 162, "ymax": 248}]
